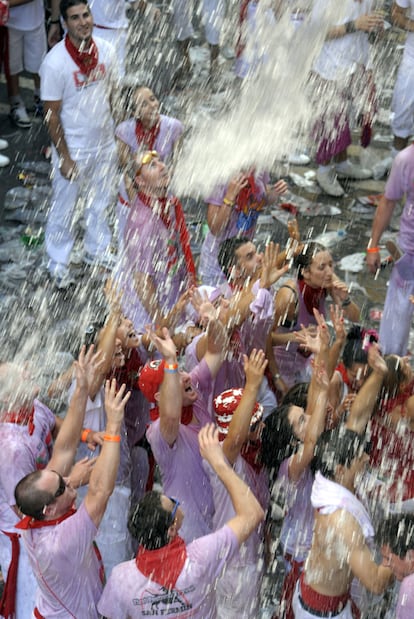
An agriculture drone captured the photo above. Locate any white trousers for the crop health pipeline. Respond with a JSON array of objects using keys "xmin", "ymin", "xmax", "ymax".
[
  {"xmin": 46, "ymin": 145, "xmax": 117, "ymax": 273},
  {"xmin": 391, "ymin": 52, "xmax": 414, "ymax": 139},
  {"xmin": 292, "ymin": 580, "xmax": 353, "ymax": 619},
  {"xmin": 172, "ymin": 0, "xmax": 225, "ymax": 45}
]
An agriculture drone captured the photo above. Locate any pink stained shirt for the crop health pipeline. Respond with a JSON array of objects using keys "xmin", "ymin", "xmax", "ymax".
[
  {"xmin": 97, "ymin": 525, "xmax": 239, "ymax": 619},
  {"xmin": 21, "ymin": 503, "xmax": 102, "ymax": 618}
]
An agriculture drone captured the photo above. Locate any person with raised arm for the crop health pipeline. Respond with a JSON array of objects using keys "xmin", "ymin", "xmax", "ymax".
[
  {"xmin": 97, "ymin": 423, "xmax": 264, "ymax": 618},
  {"xmin": 14, "ymin": 347, "xmax": 130, "ymax": 619}
]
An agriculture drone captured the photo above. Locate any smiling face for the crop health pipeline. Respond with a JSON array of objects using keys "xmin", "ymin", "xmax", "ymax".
[
  {"xmin": 180, "ymin": 371, "xmax": 198, "ymax": 407},
  {"xmin": 64, "ymin": 2, "xmax": 93, "ymax": 47},
  {"xmin": 234, "ymin": 242, "xmax": 263, "ymax": 280},
  {"xmin": 116, "ymin": 316, "xmax": 140, "ymax": 350},
  {"xmin": 133, "ymin": 87, "xmax": 160, "ymax": 129},
  {"xmin": 302, "ymin": 250, "xmax": 334, "ymax": 289},
  {"xmin": 135, "ymin": 151, "xmax": 170, "ymax": 195}
]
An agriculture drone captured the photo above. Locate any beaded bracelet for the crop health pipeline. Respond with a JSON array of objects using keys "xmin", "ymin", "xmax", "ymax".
[
  {"xmin": 366, "ymin": 247, "xmax": 379, "ymax": 253},
  {"xmin": 103, "ymin": 434, "xmax": 121, "ymax": 443},
  {"xmin": 81, "ymin": 428, "xmax": 91, "ymax": 442}
]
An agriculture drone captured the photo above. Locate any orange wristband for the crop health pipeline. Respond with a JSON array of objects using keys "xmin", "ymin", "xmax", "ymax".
[
  {"xmin": 81, "ymin": 429, "xmax": 91, "ymax": 442},
  {"xmin": 103, "ymin": 434, "xmax": 121, "ymax": 443},
  {"xmin": 366, "ymin": 247, "xmax": 379, "ymax": 253},
  {"xmin": 164, "ymin": 362, "xmax": 178, "ymax": 371}
]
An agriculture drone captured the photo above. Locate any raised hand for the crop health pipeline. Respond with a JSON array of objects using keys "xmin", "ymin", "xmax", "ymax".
[
  {"xmin": 244, "ymin": 349, "xmax": 268, "ymax": 390},
  {"xmin": 310, "ymin": 358, "xmax": 329, "ymax": 391},
  {"xmin": 367, "ymin": 343, "xmax": 387, "ymax": 377},
  {"xmin": 68, "ymin": 457, "xmax": 97, "ymax": 488},
  {"xmin": 190, "ymin": 288, "xmax": 217, "ymax": 327},
  {"xmin": 260, "ymin": 241, "xmax": 290, "ymax": 289},
  {"xmin": 207, "ymin": 319, "xmax": 228, "ymax": 355},
  {"xmin": 267, "ymin": 179, "xmax": 288, "ymax": 203},
  {"xmin": 225, "ymin": 173, "xmax": 249, "ymax": 202},
  {"xmin": 146, "ymin": 326, "xmax": 178, "ymax": 362},
  {"xmin": 75, "ymin": 345, "xmax": 104, "ymax": 392},
  {"xmin": 104, "ymin": 380, "xmax": 130, "ymax": 424},
  {"xmin": 198, "ymin": 423, "xmax": 226, "ymax": 468},
  {"xmin": 294, "ymin": 324, "xmax": 321, "ymax": 354},
  {"xmin": 329, "ymin": 304, "xmax": 346, "ymax": 344}
]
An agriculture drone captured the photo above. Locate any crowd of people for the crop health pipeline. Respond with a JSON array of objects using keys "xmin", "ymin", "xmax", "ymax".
[{"xmin": 0, "ymin": 0, "xmax": 414, "ymax": 618}]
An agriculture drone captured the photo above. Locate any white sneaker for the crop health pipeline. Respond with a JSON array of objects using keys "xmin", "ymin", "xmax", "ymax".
[
  {"xmin": 335, "ymin": 160, "xmax": 372, "ymax": 180},
  {"xmin": 372, "ymin": 156, "xmax": 393, "ymax": 180},
  {"xmin": 0, "ymin": 138, "xmax": 8, "ymax": 150},
  {"xmin": 316, "ymin": 167, "xmax": 344, "ymax": 197},
  {"xmin": 9, "ymin": 104, "xmax": 31, "ymax": 129},
  {"xmin": 288, "ymin": 152, "xmax": 311, "ymax": 166},
  {"xmin": 0, "ymin": 153, "xmax": 10, "ymax": 167},
  {"xmin": 50, "ymin": 265, "xmax": 76, "ymax": 290}
]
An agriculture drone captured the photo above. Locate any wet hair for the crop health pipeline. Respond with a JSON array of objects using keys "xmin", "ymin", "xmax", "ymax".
[
  {"xmin": 342, "ymin": 325, "xmax": 377, "ymax": 369},
  {"xmin": 128, "ymin": 491, "xmax": 172, "ymax": 550},
  {"xmin": 377, "ymin": 514, "xmax": 414, "ymax": 558},
  {"xmin": 218, "ymin": 236, "xmax": 251, "ymax": 279},
  {"xmin": 60, "ymin": 0, "xmax": 88, "ymax": 20},
  {"xmin": 311, "ymin": 426, "xmax": 367, "ymax": 479},
  {"xmin": 14, "ymin": 471, "xmax": 54, "ymax": 521},
  {"xmin": 260, "ymin": 403, "xmax": 299, "ymax": 476},
  {"xmin": 381, "ymin": 354, "xmax": 408, "ymax": 398},
  {"xmin": 282, "ymin": 382, "xmax": 309, "ymax": 409},
  {"xmin": 293, "ymin": 241, "xmax": 326, "ymax": 280},
  {"xmin": 84, "ymin": 319, "xmax": 106, "ymax": 348}
]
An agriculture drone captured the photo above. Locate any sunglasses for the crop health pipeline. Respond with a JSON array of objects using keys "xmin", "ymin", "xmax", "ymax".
[
  {"xmin": 51, "ymin": 472, "xmax": 67, "ymax": 501},
  {"xmin": 139, "ymin": 150, "xmax": 158, "ymax": 167},
  {"xmin": 168, "ymin": 497, "xmax": 180, "ymax": 521}
]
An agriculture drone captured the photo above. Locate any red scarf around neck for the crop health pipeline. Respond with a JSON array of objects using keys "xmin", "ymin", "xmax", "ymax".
[
  {"xmin": 136, "ymin": 536, "xmax": 187, "ymax": 590},
  {"xmin": 336, "ymin": 362, "xmax": 352, "ymax": 389},
  {"xmin": 2, "ymin": 405, "xmax": 35, "ymax": 435},
  {"xmin": 137, "ymin": 192, "xmax": 196, "ymax": 284},
  {"xmin": 135, "ymin": 119, "xmax": 161, "ymax": 151},
  {"xmin": 235, "ymin": 173, "xmax": 258, "ymax": 213},
  {"xmin": 65, "ymin": 35, "xmax": 98, "ymax": 76},
  {"xmin": 298, "ymin": 278, "xmax": 326, "ymax": 316},
  {"xmin": 16, "ymin": 507, "xmax": 76, "ymax": 530}
]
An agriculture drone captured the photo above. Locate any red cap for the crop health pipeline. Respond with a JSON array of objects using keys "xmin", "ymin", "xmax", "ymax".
[
  {"xmin": 138, "ymin": 359, "xmax": 165, "ymax": 403},
  {"xmin": 213, "ymin": 388, "xmax": 263, "ymax": 440}
]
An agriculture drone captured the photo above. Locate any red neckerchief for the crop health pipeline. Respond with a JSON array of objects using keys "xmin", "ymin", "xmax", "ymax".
[
  {"xmin": 0, "ymin": 531, "xmax": 20, "ymax": 618},
  {"xmin": 65, "ymin": 35, "xmax": 98, "ymax": 76},
  {"xmin": 298, "ymin": 279, "xmax": 326, "ymax": 316},
  {"xmin": 2, "ymin": 405, "xmax": 35, "ymax": 435},
  {"xmin": 241, "ymin": 441, "xmax": 263, "ymax": 474},
  {"xmin": 135, "ymin": 119, "xmax": 160, "ymax": 151},
  {"xmin": 113, "ymin": 348, "xmax": 144, "ymax": 390},
  {"xmin": 16, "ymin": 508, "xmax": 76, "ymax": 530},
  {"xmin": 336, "ymin": 363, "xmax": 352, "ymax": 389},
  {"xmin": 136, "ymin": 536, "xmax": 187, "ymax": 589},
  {"xmin": 235, "ymin": 173, "xmax": 258, "ymax": 213},
  {"xmin": 236, "ymin": 0, "xmax": 257, "ymax": 57},
  {"xmin": 137, "ymin": 192, "xmax": 196, "ymax": 284},
  {"xmin": 150, "ymin": 405, "xmax": 193, "ymax": 425}
]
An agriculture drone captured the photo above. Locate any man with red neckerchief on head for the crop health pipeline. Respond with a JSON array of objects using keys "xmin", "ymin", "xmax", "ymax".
[
  {"xmin": 140, "ymin": 321, "xmax": 226, "ymax": 543},
  {"xmin": 39, "ymin": 0, "xmax": 118, "ymax": 288}
]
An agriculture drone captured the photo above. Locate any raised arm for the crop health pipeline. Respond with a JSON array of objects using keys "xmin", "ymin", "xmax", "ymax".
[
  {"xmin": 223, "ymin": 349, "xmax": 268, "ymax": 465},
  {"xmin": 84, "ymin": 380, "xmax": 130, "ymax": 526},
  {"xmin": 47, "ymin": 346, "xmax": 100, "ymax": 476},
  {"xmin": 346, "ymin": 343, "xmax": 387, "ymax": 435},
  {"xmin": 199, "ymin": 424, "xmax": 264, "ymax": 545},
  {"xmin": 366, "ymin": 195, "xmax": 398, "ymax": 274}
]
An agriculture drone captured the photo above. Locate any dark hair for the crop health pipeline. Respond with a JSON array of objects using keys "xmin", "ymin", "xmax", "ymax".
[
  {"xmin": 260, "ymin": 404, "xmax": 299, "ymax": 475},
  {"xmin": 381, "ymin": 354, "xmax": 408, "ymax": 398},
  {"xmin": 60, "ymin": 0, "xmax": 88, "ymax": 20},
  {"xmin": 128, "ymin": 491, "xmax": 172, "ymax": 550},
  {"xmin": 15, "ymin": 471, "xmax": 55, "ymax": 521},
  {"xmin": 218, "ymin": 236, "xmax": 251, "ymax": 278},
  {"xmin": 377, "ymin": 514, "xmax": 414, "ymax": 558},
  {"xmin": 282, "ymin": 382, "xmax": 309, "ymax": 409},
  {"xmin": 311, "ymin": 426, "xmax": 367, "ymax": 479},
  {"xmin": 342, "ymin": 325, "xmax": 377, "ymax": 369},
  {"xmin": 84, "ymin": 319, "xmax": 106, "ymax": 348},
  {"xmin": 293, "ymin": 241, "xmax": 326, "ymax": 280}
]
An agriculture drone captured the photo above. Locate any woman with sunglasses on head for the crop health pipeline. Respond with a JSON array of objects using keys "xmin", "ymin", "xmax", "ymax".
[{"xmin": 115, "ymin": 85, "xmax": 184, "ymax": 245}]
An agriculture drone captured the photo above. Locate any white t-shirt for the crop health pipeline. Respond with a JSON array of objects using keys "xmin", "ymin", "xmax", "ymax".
[
  {"xmin": 397, "ymin": 0, "xmax": 414, "ymax": 59},
  {"xmin": 39, "ymin": 36, "xmax": 116, "ymax": 153},
  {"xmin": 311, "ymin": 0, "xmax": 373, "ymax": 80},
  {"xmin": 7, "ymin": 0, "xmax": 44, "ymax": 31},
  {"xmin": 89, "ymin": 0, "xmax": 128, "ymax": 30}
]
